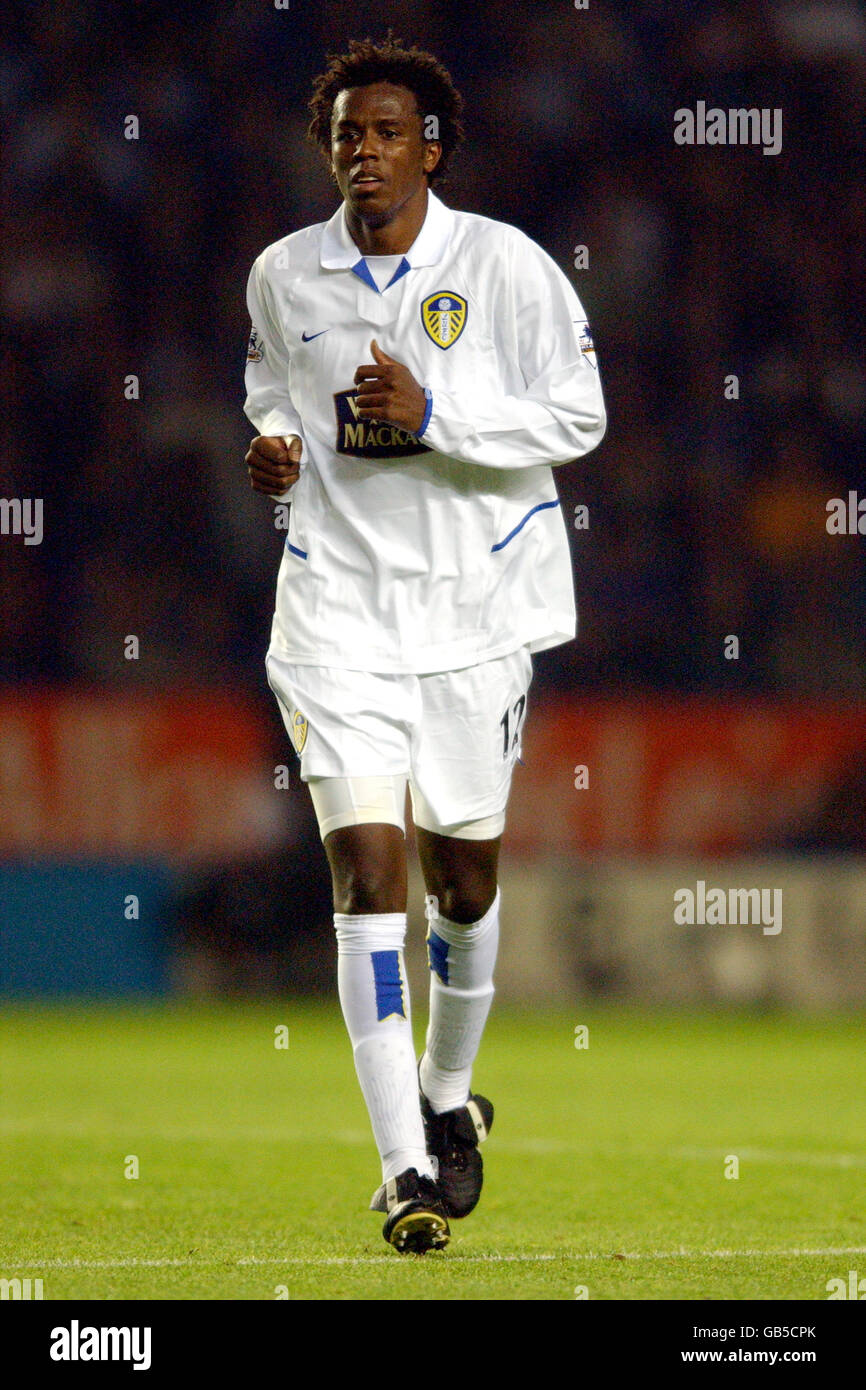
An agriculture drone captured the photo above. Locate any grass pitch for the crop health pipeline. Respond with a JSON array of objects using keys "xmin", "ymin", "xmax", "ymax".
[{"xmin": 1, "ymin": 1002, "xmax": 864, "ymax": 1301}]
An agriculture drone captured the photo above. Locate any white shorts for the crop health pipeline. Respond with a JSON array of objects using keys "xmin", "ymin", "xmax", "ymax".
[{"xmin": 265, "ymin": 647, "xmax": 533, "ymax": 841}]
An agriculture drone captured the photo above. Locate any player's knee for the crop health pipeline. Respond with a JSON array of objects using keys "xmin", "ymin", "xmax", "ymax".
[
  {"xmin": 325, "ymin": 824, "xmax": 405, "ymax": 915},
  {"xmin": 331, "ymin": 864, "xmax": 402, "ymax": 916},
  {"xmin": 434, "ymin": 881, "xmax": 497, "ymax": 926}
]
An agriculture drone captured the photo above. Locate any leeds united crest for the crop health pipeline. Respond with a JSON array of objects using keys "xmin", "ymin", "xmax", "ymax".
[{"xmin": 421, "ymin": 292, "xmax": 467, "ymax": 349}]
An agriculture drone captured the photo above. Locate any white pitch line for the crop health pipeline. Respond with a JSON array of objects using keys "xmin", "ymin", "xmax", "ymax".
[
  {"xmin": 11, "ymin": 1247, "xmax": 866, "ymax": 1270},
  {"xmin": 572, "ymin": 1247, "xmax": 866, "ymax": 1261},
  {"xmin": 12, "ymin": 1254, "xmax": 559, "ymax": 1270}
]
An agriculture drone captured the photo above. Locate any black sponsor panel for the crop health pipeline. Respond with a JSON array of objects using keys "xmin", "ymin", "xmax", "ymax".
[{"xmin": 333, "ymin": 388, "xmax": 431, "ymax": 459}]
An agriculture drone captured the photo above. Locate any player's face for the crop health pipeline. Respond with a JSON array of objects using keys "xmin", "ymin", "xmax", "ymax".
[{"xmin": 330, "ymin": 82, "xmax": 441, "ymax": 227}]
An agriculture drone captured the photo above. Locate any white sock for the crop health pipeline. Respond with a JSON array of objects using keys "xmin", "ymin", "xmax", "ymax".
[
  {"xmin": 420, "ymin": 888, "xmax": 499, "ymax": 1114},
  {"xmin": 335, "ymin": 911, "xmax": 433, "ymax": 1183}
]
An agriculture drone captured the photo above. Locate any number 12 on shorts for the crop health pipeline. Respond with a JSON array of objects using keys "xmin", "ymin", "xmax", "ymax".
[{"xmin": 499, "ymin": 694, "xmax": 526, "ymax": 759}]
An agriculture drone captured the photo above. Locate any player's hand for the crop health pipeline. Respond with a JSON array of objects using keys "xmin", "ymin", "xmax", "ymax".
[
  {"xmin": 246, "ymin": 435, "xmax": 302, "ymax": 496},
  {"xmin": 354, "ymin": 340, "xmax": 427, "ymax": 435}
]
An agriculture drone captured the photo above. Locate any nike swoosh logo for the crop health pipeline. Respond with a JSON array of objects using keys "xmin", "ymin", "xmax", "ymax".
[{"xmin": 301, "ymin": 328, "xmax": 331, "ymax": 341}]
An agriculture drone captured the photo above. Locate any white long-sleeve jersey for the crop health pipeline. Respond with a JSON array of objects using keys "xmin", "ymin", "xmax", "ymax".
[{"xmin": 244, "ymin": 189, "xmax": 606, "ymax": 674}]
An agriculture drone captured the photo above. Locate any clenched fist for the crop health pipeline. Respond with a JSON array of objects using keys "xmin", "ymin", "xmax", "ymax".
[
  {"xmin": 354, "ymin": 339, "xmax": 427, "ymax": 435},
  {"xmin": 246, "ymin": 434, "xmax": 302, "ymax": 496}
]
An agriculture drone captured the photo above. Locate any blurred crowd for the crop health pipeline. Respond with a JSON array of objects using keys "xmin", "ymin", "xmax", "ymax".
[{"xmin": 3, "ymin": 0, "xmax": 865, "ymax": 697}]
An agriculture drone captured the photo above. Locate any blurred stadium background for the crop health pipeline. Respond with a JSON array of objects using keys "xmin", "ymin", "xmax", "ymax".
[{"xmin": 2, "ymin": 0, "xmax": 865, "ymax": 1009}]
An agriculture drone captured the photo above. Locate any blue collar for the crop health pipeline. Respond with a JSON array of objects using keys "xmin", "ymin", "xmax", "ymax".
[{"xmin": 319, "ymin": 189, "xmax": 454, "ymax": 276}]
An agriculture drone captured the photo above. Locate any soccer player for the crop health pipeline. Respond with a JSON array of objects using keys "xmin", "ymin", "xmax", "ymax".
[{"xmin": 243, "ymin": 35, "xmax": 605, "ymax": 1253}]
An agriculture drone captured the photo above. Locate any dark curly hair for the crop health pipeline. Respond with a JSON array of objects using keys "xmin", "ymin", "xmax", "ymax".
[{"xmin": 308, "ymin": 32, "xmax": 464, "ymax": 187}]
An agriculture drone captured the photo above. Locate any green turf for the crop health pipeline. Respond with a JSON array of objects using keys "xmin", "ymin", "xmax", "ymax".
[{"xmin": 1, "ymin": 1002, "xmax": 864, "ymax": 1300}]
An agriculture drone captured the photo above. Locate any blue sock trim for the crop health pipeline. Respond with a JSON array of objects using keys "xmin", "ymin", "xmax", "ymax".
[
  {"xmin": 427, "ymin": 930, "xmax": 449, "ymax": 985},
  {"xmin": 370, "ymin": 950, "xmax": 406, "ymax": 1020}
]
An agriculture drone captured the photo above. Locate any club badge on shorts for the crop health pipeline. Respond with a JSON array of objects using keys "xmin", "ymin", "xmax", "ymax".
[
  {"xmin": 291, "ymin": 709, "xmax": 308, "ymax": 753},
  {"xmin": 421, "ymin": 292, "xmax": 467, "ymax": 349}
]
